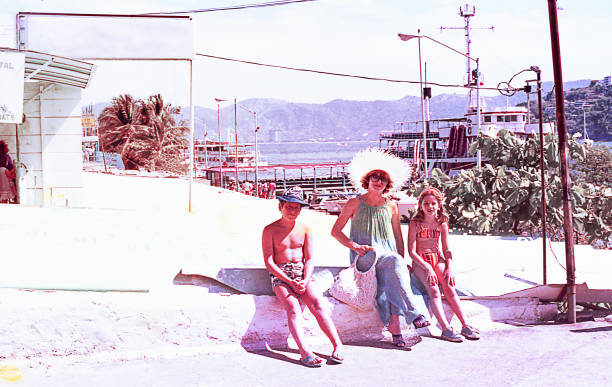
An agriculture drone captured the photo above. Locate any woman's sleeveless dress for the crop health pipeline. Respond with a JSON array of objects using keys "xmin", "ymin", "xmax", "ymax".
[{"xmin": 349, "ymin": 197, "xmax": 428, "ymax": 326}]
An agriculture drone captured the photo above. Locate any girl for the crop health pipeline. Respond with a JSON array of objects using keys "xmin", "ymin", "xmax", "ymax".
[{"xmin": 407, "ymin": 187, "xmax": 479, "ymax": 342}]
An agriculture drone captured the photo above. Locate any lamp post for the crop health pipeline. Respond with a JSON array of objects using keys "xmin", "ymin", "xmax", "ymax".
[
  {"xmin": 398, "ymin": 32, "xmax": 481, "ymax": 172},
  {"xmin": 237, "ymin": 105, "xmax": 259, "ymax": 194},
  {"xmin": 214, "ymin": 98, "xmax": 228, "ymax": 188}
]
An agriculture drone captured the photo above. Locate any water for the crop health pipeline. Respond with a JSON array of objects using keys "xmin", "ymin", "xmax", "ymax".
[
  {"xmin": 256, "ymin": 140, "xmax": 379, "ymax": 180},
  {"xmin": 258, "ymin": 140, "xmax": 379, "ymax": 165}
]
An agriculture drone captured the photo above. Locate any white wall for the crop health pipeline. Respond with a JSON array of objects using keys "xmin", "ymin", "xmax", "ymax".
[{"xmin": 0, "ymin": 81, "xmax": 83, "ymax": 207}]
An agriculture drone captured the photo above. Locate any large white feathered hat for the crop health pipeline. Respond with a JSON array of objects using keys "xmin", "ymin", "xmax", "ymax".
[{"xmin": 348, "ymin": 148, "xmax": 413, "ymax": 193}]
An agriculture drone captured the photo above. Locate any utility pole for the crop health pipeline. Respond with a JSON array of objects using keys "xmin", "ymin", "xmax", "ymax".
[{"xmin": 547, "ymin": 0, "xmax": 576, "ymax": 323}]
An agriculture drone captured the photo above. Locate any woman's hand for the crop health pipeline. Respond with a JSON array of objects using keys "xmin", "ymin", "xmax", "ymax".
[
  {"xmin": 352, "ymin": 243, "xmax": 373, "ymax": 257},
  {"xmin": 443, "ymin": 264, "xmax": 455, "ymax": 287},
  {"xmin": 426, "ymin": 267, "xmax": 438, "ymax": 286}
]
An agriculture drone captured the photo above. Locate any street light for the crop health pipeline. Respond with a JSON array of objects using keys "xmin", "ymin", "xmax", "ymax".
[
  {"xmin": 237, "ymin": 105, "xmax": 260, "ymax": 195},
  {"xmin": 216, "ymin": 98, "xmax": 239, "ymax": 185},
  {"xmin": 214, "ymin": 98, "xmax": 227, "ymax": 188},
  {"xmin": 398, "ymin": 32, "xmax": 481, "ymax": 173}
]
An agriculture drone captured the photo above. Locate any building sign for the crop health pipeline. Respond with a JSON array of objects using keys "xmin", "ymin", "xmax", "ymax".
[{"xmin": 0, "ymin": 51, "xmax": 25, "ymax": 124}]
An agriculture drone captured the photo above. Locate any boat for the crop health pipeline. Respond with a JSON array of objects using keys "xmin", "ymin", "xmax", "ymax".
[
  {"xmin": 379, "ymin": 4, "xmax": 555, "ymax": 176},
  {"xmin": 379, "ymin": 107, "xmax": 555, "ymax": 176},
  {"xmin": 193, "ymin": 139, "xmax": 267, "ymax": 170}
]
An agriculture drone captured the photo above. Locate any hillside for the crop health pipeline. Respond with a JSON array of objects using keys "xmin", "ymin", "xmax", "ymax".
[
  {"xmin": 93, "ymin": 79, "xmax": 597, "ymax": 143},
  {"xmin": 541, "ymin": 82, "xmax": 612, "ymax": 141}
]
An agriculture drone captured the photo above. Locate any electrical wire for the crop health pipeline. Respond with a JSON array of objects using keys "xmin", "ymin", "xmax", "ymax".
[
  {"xmin": 140, "ymin": 0, "xmax": 317, "ymax": 15},
  {"xmin": 548, "ymin": 236, "xmax": 567, "ymax": 271},
  {"xmin": 196, "ymin": 52, "xmax": 507, "ymax": 92}
]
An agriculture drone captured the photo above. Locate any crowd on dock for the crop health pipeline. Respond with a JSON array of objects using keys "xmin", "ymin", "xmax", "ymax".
[{"xmin": 227, "ymin": 177, "xmax": 276, "ymax": 199}]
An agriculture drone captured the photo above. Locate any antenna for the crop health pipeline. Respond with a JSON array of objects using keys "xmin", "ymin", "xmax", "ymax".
[{"xmin": 440, "ymin": 4, "xmax": 494, "ymax": 112}]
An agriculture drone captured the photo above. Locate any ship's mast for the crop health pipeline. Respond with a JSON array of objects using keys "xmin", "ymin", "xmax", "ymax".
[{"xmin": 440, "ymin": 4, "xmax": 494, "ymax": 113}]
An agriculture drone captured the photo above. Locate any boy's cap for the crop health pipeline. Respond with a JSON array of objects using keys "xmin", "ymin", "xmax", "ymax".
[{"xmin": 277, "ymin": 186, "xmax": 308, "ymax": 206}]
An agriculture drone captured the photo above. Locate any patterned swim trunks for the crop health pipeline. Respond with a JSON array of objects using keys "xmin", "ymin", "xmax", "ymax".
[{"xmin": 269, "ymin": 261, "xmax": 304, "ymax": 289}]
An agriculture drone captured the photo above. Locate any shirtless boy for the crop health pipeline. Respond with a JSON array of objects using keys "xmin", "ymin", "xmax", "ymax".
[{"xmin": 262, "ymin": 186, "xmax": 344, "ymax": 368}]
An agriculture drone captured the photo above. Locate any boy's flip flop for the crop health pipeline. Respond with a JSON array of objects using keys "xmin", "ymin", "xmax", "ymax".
[
  {"xmin": 328, "ymin": 351, "xmax": 344, "ymax": 364},
  {"xmin": 300, "ymin": 355, "xmax": 323, "ymax": 368}
]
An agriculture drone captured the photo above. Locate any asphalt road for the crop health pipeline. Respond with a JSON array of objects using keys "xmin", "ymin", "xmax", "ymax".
[{"xmin": 13, "ymin": 320, "xmax": 612, "ymax": 387}]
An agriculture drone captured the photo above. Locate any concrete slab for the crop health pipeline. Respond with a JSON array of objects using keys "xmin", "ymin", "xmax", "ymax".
[{"xmin": 0, "ymin": 287, "xmax": 558, "ymax": 364}]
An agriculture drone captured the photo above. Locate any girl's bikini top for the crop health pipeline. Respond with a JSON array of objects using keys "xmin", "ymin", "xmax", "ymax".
[{"xmin": 415, "ymin": 221, "xmax": 440, "ymax": 254}]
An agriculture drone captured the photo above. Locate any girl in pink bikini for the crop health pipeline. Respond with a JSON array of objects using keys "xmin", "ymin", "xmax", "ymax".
[{"xmin": 407, "ymin": 187, "xmax": 479, "ymax": 342}]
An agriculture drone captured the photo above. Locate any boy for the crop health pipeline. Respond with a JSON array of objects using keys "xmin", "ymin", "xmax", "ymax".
[{"xmin": 262, "ymin": 186, "xmax": 344, "ymax": 367}]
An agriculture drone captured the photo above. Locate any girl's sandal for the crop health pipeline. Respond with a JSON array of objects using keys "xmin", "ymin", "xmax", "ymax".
[
  {"xmin": 412, "ymin": 315, "xmax": 431, "ymax": 329},
  {"xmin": 329, "ymin": 351, "xmax": 344, "ymax": 364},
  {"xmin": 392, "ymin": 334, "xmax": 406, "ymax": 347}
]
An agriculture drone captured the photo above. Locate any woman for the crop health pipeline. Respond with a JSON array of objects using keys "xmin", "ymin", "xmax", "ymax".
[
  {"xmin": 331, "ymin": 148, "xmax": 429, "ymax": 347},
  {"xmin": 0, "ymin": 153, "xmax": 16, "ymax": 203}
]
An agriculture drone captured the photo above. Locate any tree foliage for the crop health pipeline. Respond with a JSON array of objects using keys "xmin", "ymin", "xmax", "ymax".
[
  {"xmin": 408, "ymin": 130, "xmax": 611, "ymax": 248},
  {"xmin": 98, "ymin": 94, "xmax": 189, "ymax": 172}
]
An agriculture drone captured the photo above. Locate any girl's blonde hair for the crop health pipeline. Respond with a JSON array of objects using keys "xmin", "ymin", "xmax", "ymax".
[{"xmin": 413, "ymin": 187, "xmax": 449, "ymax": 224}]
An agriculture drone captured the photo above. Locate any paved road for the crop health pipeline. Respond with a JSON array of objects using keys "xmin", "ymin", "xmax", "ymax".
[{"xmin": 13, "ymin": 320, "xmax": 612, "ymax": 387}]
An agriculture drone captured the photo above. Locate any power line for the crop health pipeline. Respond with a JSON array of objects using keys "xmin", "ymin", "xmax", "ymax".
[
  {"xmin": 141, "ymin": 0, "xmax": 316, "ymax": 15},
  {"xmin": 195, "ymin": 52, "xmax": 505, "ymax": 92}
]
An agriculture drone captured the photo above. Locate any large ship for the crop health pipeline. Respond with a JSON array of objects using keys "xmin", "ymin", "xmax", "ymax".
[{"xmin": 380, "ymin": 4, "xmax": 555, "ymax": 176}]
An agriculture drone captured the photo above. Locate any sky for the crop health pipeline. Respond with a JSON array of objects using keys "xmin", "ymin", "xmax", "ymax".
[{"xmin": 1, "ymin": 0, "xmax": 611, "ymax": 108}]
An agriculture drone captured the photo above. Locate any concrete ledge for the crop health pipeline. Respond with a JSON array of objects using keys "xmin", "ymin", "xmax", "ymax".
[{"xmin": 0, "ymin": 288, "xmax": 557, "ymax": 364}]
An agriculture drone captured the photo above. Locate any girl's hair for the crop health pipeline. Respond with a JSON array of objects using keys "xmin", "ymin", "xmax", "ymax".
[
  {"xmin": 0, "ymin": 153, "xmax": 6, "ymax": 168},
  {"xmin": 360, "ymin": 169, "xmax": 393, "ymax": 194},
  {"xmin": 0, "ymin": 140, "xmax": 8, "ymax": 155},
  {"xmin": 412, "ymin": 187, "xmax": 449, "ymax": 224}
]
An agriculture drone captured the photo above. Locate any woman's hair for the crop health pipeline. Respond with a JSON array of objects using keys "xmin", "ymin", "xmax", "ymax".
[
  {"xmin": 0, "ymin": 153, "xmax": 7, "ymax": 168},
  {"xmin": 412, "ymin": 187, "xmax": 449, "ymax": 224},
  {"xmin": 0, "ymin": 140, "xmax": 8, "ymax": 155},
  {"xmin": 360, "ymin": 169, "xmax": 393, "ymax": 194}
]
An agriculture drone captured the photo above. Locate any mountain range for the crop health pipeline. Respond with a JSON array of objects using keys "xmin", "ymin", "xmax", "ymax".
[{"xmin": 93, "ymin": 79, "xmax": 592, "ymax": 143}]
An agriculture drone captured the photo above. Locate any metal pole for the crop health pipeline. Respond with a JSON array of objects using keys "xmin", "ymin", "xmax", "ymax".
[
  {"xmin": 476, "ymin": 58, "xmax": 482, "ymax": 168},
  {"xmin": 15, "ymin": 123, "xmax": 21, "ymax": 204},
  {"xmin": 204, "ymin": 123, "xmax": 208, "ymax": 170},
  {"xmin": 188, "ymin": 59, "xmax": 194, "ymax": 213},
  {"xmin": 234, "ymin": 99, "xmax": 238, "ymax": 183},
  {"xmin": 535, "ymin": 68, "xmax": 548, "ymax": 285},
  {"xmin": 417, "ymin": 33, "xmax": 428, "ymax": 178},
  {"xmin": 217, "ymin": 102, "xmax": 223, "ymax": 188},
  {"xmin": 547, "ymin": 0, "xmax": 576, "ymax": 323},
  {"xmin": 254, "ymin": 112, "xmax": 259, "ymax": 196}
]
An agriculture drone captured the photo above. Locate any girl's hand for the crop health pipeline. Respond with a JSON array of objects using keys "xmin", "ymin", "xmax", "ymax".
[
  {"xmin": 444, "ymin": 265, "xmax": 455, "ymax": 287},
  {"xmin": 426, "ymin": 267, "xmax": 438, "ymax": 286},
  {"xmin": 353, "ymin": 244, "xmax": 373, "ymax": 257}
]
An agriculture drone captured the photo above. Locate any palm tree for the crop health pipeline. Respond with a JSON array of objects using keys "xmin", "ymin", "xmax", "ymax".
[
  {"xmin": 98, "ymin": 94, "xmax": 144, "ymax": 170},
  {"xmin": 97, "ymin": 94, "xmax": 188, "ymax": 172},
  {"xmin": 135, "ymin": 94, "xmax": 189, "ymax": 172}
]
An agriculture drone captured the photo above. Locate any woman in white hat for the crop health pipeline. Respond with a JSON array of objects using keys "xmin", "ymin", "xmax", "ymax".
[{"xmin": 331, "ymin": 148, "xmax": 429, "ymax": 347}]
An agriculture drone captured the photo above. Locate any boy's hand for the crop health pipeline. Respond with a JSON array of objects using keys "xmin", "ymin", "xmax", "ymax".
[
  {"xmin": 291, "ymin": 279, "xmax": 307, "ymax": 294},
  {"xmin": 443, "ymin": 264, "xmax": 455, "ymax": 287}
]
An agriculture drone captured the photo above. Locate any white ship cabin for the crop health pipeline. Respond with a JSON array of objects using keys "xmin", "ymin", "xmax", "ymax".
[{"xmin": 464, "ymin": 108, "xmax": 555, "ymax": 138}]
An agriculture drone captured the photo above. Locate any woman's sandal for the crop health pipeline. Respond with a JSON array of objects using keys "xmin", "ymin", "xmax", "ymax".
[
  {"xmin": 300, "ymin": 354, "xmax": 323, "ymax": 368},
  {"xmin": 412, "ymin": 315, "xmax": 431, "ymax": 329},
  {"xmin": 392, "ymin": 334, "xmax": 406, "ymax": 347}
]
